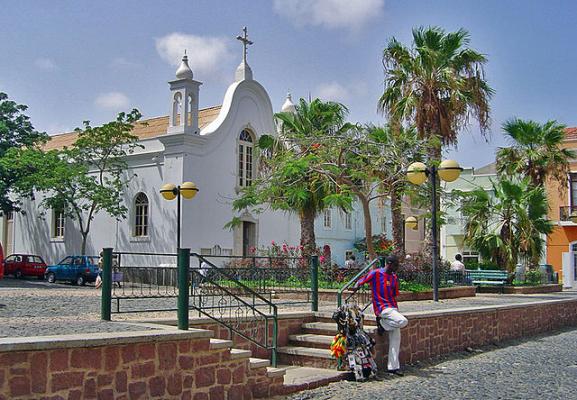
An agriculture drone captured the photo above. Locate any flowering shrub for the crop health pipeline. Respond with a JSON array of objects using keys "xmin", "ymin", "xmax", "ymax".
[{"xmin": 354, "ymin": 235, "xmax": 395, "ymax": 257}]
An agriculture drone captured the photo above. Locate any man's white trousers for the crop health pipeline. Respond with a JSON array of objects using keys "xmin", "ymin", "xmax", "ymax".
[{"xmin": 379, "ymin": 307, "xmax": 408, "ymax": 371}]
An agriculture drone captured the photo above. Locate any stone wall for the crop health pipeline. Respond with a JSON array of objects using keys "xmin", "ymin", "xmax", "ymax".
[
  {"xmin": 384, "ymin": 298, "xmax": 577, "ymax": 367},
  {"xmin": 0, "ymin": 330, "xmax": 284, "ymax": 400}
]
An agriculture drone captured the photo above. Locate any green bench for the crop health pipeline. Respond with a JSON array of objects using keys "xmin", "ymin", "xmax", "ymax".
[{"xmin": 466, "ymin": 270, "xmax": 509, "ymax": 293}]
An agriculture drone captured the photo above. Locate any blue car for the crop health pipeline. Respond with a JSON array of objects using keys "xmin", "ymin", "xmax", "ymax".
[{"xmin": 45, "ymin": 255, "xmax": 99, "ymax": 286}]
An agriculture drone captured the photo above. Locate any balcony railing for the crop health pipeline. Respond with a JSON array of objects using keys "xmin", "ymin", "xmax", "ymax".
[{"xmin": 559, "ymin": 206, "xmax": 577, "ymax": 222}]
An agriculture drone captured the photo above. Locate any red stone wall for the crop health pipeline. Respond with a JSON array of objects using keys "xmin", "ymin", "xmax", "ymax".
[{"xmin": 0, "ymin": 336, "xmax": 283, "ymax": 400}]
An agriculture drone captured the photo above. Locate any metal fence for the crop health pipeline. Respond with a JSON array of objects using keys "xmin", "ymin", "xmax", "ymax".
[{"xmin": 194, "ymin": 254, "xmax": 318, "ymax": 307}]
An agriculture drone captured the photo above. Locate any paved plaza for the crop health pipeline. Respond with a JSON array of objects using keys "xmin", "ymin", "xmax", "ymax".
[
  {"xmin": 286, "ymin": 327, "xmax": 577, "ymax": 400},
  {"xmin": 0, "ymin": 277, "xmax": 575, "ymax": 337}
]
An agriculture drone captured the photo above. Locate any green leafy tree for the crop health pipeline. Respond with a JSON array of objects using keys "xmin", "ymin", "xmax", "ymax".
[
  {"xmin": 459, "ymin": 178, "xmax": 553, "ymax": 272},
  {"xmin": 497, "ymin": 118, "xmax": 575, "ymax": 188},
  {"xmin": 3, "ymin": 110, "xmax": 143, "ymax": 254},
  {"xmin": 232, "ymin": 99, "xmax": 349, "ymax": 257},
  {"xmin": 0, "ymin": 92, "xmax": 47, "ymax": 211},
  {"xmin": 368, "ymin": 124, "xmax": 425, "ymax": 257},
  {"xmin": 378, "ymin": 26, "xmax": 493, "ymax": 259}
]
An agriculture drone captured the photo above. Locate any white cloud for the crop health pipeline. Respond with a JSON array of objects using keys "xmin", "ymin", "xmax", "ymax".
[
  {"xmin": 316, "ymin": 81, "xmax": 350, "ymax": 102},
  {"xmin": 273, "ymin": 0, "xmax": 384, "ymax": 32},
  {"xmin": 35, "ymin": 58, "xmax": 58, "ymax": 70},
  {"xmin": 94, "ymin": 92, "xmax": 130, "ymax": 110},
  {"xmin": 155, "ymin": 33, "xmax": 233, "ymax": 78}
]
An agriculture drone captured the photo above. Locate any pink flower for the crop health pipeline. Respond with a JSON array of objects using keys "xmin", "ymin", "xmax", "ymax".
[{"xmin": 320, "ymin": 255, "xmax": 326, "ymax": 263}]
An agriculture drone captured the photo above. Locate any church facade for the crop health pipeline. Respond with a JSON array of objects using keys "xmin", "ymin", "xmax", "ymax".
[{"xmin": 1, "ymin": 33, "xmax": 397, "ymax": 266}]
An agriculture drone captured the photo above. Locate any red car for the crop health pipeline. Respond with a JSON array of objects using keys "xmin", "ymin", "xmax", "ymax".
[{"xmin": 3, "ymin": 254, "xmax": 47, "ymax": 279}]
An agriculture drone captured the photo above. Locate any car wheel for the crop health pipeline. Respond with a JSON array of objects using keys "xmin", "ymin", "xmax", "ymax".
[
  {"xmin": 15, "ymin": 270, "xmax": 22, "ymax": 279},
  {"xmin": 46, "ymin": 273, "xmax": 56, "ymax": 283},
  {"xmin": 76, "ymin": 275, "xmax": 85, "ymax": 286}
]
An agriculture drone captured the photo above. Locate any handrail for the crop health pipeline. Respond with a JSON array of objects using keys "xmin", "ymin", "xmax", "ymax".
[
  {"xmin": 191, "ymin": 253, "xmax": 279, "ymax": 367},
  {"xmin": 337, "ymin": 258, "xmax": 380, "ymax": 307}
]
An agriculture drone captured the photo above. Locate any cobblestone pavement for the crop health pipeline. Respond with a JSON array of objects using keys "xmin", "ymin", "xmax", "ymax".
[
  {"xmin": 0, "ymin": 278, "xmax": 156, "ymax": 337},
  {"xmin": 1, "ymin": 277, "xmax": 575, "ymax": 338},
  {"xmin": 286, "ymin": 327, "xmax": 577, "ymax": 400}
]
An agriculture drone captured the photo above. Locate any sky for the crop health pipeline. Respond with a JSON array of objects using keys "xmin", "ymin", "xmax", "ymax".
[{"xmin": 1, "ymin": 0, "xmax": 577, "ymax": 168}]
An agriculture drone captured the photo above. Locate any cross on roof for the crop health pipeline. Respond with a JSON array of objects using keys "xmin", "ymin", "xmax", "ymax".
[{"xmin": 236, "ymin": 26, "xmax": 253, "ymax": 64}]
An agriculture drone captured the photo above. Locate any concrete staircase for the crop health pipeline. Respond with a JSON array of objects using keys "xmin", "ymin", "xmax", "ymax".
[{"xmin": 278, "ymin": 313, "xmax": 378, "ymax": 371}]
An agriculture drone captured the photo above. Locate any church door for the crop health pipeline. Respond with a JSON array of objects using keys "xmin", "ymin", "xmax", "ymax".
[{"xmin": 242, "ymin": 221, "xmax": 256, "ymax": 256}]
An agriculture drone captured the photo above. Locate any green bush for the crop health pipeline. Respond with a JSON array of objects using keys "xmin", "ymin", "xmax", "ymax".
[
  {"xmin": 525, "ymin": 269, "xmax": 542, "ymax": 285},
  {"xmin": 464, "ymin": 259, "xmax": 500, "ymax": 270}
]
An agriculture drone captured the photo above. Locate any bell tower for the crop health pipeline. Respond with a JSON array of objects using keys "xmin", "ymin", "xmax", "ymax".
[{"xmin": 168, "ymin": 51, "xmax": 202, "ymax": 135}]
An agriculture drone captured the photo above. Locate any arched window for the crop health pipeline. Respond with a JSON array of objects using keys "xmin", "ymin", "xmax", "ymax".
[
  {"xmin": 134, "ymin": 193, "xmax": 149, "ymax": 237},
  {"xmin": 172, "ymin": 92, "xmax": 182, "ymax": 126},
  {"xmin": 186, "ymin": 94, "xmax": 194, "ymax": 127},
  {"xmin": 238, "ymin": 129, "xmax": 255, "ymax": 187}
]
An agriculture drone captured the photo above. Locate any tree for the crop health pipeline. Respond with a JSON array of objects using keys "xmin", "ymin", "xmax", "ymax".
[
  {"xmin": 0, "ymin": 92, "xmax": 47, "ymax": 212},
  {"xmin": 459, "ymin": 178, "xmax": 553, "ymax": 272},
  {"xmin": 232, "ymin": 99, "xmax": 349, "ymax": 257},
  {"xmin": 369, "ymin": 124, "xmax": 425, "ymax": 257},
  {"xmin": 497, "ymin": 119, "xmax": 575, "ymax": 189},
  {"xmin": 378, "ymin": 26, "xmax": 493, "ymax": 259},
  {"xmin": 3, "ymin": 110, "xmax": 143, "ymax": 254}
]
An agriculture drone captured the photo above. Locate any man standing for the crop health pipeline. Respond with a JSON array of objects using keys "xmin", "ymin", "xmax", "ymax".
[
  {"xmin": 451, "ymin": 254, "xmax": 465, "ymax": 272},
  {"xmin": 354, "ymin": 255, "xmax": 408, "ymax": 375}
]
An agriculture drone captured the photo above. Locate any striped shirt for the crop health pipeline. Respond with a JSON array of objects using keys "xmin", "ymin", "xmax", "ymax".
[{"xmin": 356, "ymin": 268, "xmax": 399, "ymax": 315}]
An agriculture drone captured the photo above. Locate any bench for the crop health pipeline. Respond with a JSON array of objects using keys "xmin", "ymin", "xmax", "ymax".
[{"xmin": 466, "ymin": 270, "xmax": 508, "ymax": 293}]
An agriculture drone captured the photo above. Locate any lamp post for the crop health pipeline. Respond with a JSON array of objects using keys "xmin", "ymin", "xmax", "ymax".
[
  {"xmin": 160, "ymin": 182, "xmax": 199, "ymax": 250},
  {"xmin": 405, "ymin": 160, "xmax": 462, "ymax": 302}
]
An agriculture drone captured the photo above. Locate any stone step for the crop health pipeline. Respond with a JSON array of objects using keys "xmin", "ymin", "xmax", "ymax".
[
  {"xmin": 266, "ymin": 367, "xmax": 287, "ymax": 378},
  {"xmin": 230, "ymin": 348, "xmax": 252, "ymax": 360},
  {"xmin": 289, "ymin": 334, "xmax": 333, "ymax": 349},
  {"xmin": 209, "ymin": 338, "xmax": 233, "ymax": 350},
  {"xmin": 277, "ymin": 346, "xmax": 338, "ymax": 369},
  {"xmin": 249, "ymin": 357, "xmax": 270, "ymax": 369},
  {"xmin": 302, "ymin": 322, "xmax": 377, "ymax": 336},
  {"xmin": 280, "ymin": 365, "xmax": 349, "ymax": 393}
]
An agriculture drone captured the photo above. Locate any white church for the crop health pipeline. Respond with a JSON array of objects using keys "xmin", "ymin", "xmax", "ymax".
[{"xmin": 1, "ymin": 29, "xmax": 406, "ymax": 266}]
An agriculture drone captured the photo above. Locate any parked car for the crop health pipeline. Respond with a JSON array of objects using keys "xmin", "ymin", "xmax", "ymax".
[
  {"xmin": 3, "ymin": 254, "xmax": 47, "ymax": 279},
  {"xmin": 45, "ymin": 255, "xmax": 99, "ymax": 286}
]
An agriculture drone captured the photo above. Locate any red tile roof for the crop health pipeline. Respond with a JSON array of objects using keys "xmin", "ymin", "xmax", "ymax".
[
  {"xmin": 43, "ymin": 105, "xmax": 222, "ymax": 151},
  {"xmin": 565, "ymin": 127, "xmax": 577, "ymax": 140}
]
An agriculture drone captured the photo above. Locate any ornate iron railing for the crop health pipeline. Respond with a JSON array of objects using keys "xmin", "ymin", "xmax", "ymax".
[
  {"xmin": 337, "ymin": 258, "xmax": 380, "ymax": 311},
  {"xmin": 195, "ymin": 255, "xmax": 314, "ymax": 306},
  {"xmin": 110, "ymin": 251, "xmax": 180, "ymax": 314},
  {"xmin": 190, "ymin": 254, "xmax": 278, "ymax": 366}
]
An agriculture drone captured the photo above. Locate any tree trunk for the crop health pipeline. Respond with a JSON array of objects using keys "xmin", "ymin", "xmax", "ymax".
[
  {"xmin": 390, "ymin": 185, "xmax": 405, "ymax": 259},
  {"xmin": 358, "ymin": 194, "xmax": 376, "ymax": 261},
  {"xmin": 80, "ymin": 231, "xmax": 88, "ymax": 256},
  {"xmin": 300, "ymin": 208, "xmax": 317, "ymax": 258}
]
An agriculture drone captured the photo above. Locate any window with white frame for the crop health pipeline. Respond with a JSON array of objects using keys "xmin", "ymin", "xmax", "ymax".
[
  {"xmin": 344, "ymin": 211, "xmax": 352, "ymax": 230},
  {"xmin": 134, "ymin": 193, "xmax": 149, "ymax": 237},
  {"xmin": 52, "ymin": 208, "xmax": 65, "ymax": 238},
  {"xmin": 323, "ymin": 209, "xmax": 332, "ymax": 229},
  {"xmin": 238, "ymin": 129, "xmax": 254, "ymax": 187}
]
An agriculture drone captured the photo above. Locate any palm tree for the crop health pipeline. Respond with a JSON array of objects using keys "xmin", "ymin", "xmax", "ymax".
[
  {"xmin": 459, "ymin": 178, "xmax": 553, "ymax": 271},
  {"xmin": 378, "ymin": 26, "xmax": 493, "ymax": 259},
  {"xmin": 233, "ymin": 98, "xmax": 349, "ymax": 257},
  {"xmin": 497, "ymin": 119, "xmax": 575, "ymax": 188}
]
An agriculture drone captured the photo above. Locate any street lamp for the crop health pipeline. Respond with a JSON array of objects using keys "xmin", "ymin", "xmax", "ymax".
[
  {"xmin": 404, "ymin": 216, "xmax": 418, "ymax": 230},
  {"xmin": 406, "ymin": 159, "xmax": 462, "ymax": 301},
  {"xmin": 160, "ymin": 182, "xmax": 199, "ymax": 249}
]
